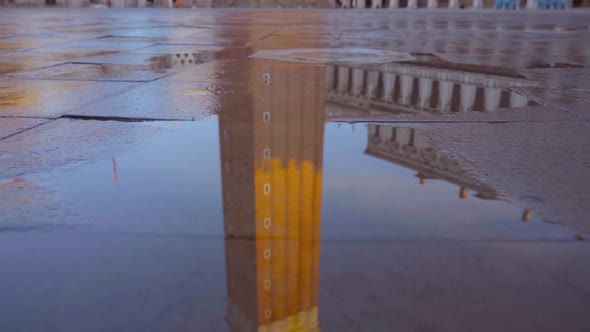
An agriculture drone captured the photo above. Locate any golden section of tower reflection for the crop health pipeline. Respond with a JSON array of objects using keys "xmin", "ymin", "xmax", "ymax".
[{"xmin": 219, "ymin": 61, "xmax": 325, "ymax": 332}]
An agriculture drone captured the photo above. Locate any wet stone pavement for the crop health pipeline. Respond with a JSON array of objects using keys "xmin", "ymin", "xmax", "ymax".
[{"xmin": 1, "ymin": 7, "xmax": 590, "ymax": 332}]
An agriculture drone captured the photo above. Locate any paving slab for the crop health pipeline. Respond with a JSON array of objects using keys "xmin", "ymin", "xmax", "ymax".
[
  {"xmin": 0, "ymin": 117, "xmax": 49, "ymax": 140},
  {"xmin": 9, "ymin": 63, "xmax": 174, "ymax": 82},
  {"xmin": 0, "ymin": 37, "xmax": 72, "ymax": 51},
  {"xmin": 71, "ymin": 81, "xmax": 218, "ymax": 120},
  {"xmin": 0, "ymin": 118, "xmax": 166, "ymax": 180},
  {"xmin": 413, "ymin": 121, "xmax": 590, "ymax": 234},
  {"xmin": 319, "ymin": 241, "xmax": 590, "ymax": 332},
  {"xmin": 27, "ymin": 39, "xmax": 156, "ymax": 53},
  {"xmin": 162, "ymin": 59, "xmax": 246, "ymax": 83},
  {"xmin": 70, "ymin": 52, "xmax": 216, "ymax": 72},
  {"xmin": 0, "ymin": 79, "xmax": 140, "ymax": 117},
  {"xmin": 133, "ymin": 44, "xmax": 227, "ymax": 54},
  {"xmin": 0, "ymin": 50, "xmax": 121, "ymax": 63},
  {"xmin": 518, "ymin": 67, "xmax": 590, "ymax": 120},
  {"xmin": 0, "ymin": 60, "xmax": 56, "ymax": 75},
  {"xmin": 0, "ymin": 48, "xmax": 121, "ymax": 74},
  {"xmin": 0, "ymin": 233, "xmax": 227, "ymax": 332}
]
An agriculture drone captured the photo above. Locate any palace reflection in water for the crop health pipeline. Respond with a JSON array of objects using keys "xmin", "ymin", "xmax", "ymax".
[{"xmin": 218, "ymin": 58, "xmax": 538, "ymax": 331}]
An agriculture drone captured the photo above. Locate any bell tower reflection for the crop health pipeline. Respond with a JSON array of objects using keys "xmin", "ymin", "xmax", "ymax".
[{"xmin": 219, "ymin": 62, "xmax": 325, "ymax": 332}]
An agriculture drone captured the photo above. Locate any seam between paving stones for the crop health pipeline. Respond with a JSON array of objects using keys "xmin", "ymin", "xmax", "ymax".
[
  {"xmin": 245, "ymin": 27, "xmax": 284, "ymax": 47},
  {"xmin": 3, "ymin": 76, "xmax": 173, "ymax": 83},
  {"xmin": 3, "ymin": 62, "xmax": 72, "ymax": 75},
  {"xmin": 0, "ymin": 117, "xmax": 583, "ymax": 143},
  {"xmin": 0, "ymin": 119, "xmax": 53, "ymax": 141},
  {"xmin": 1, "ymin": 230, "xmax": 583, "ymax": 243},
  {"xmin": 19, "ymin": 38, "xmax": 158, "ymax": 53},
  {"xmin": 328, "ymin": 119, "xmax": 588, "ymax": 124},
  {"xmin": 512, "ymin": 87, "xmax": 590, "ymax": 121}
]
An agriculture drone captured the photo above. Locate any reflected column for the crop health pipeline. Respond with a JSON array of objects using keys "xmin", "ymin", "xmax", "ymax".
[{"xmin": 219, "ymin": 61, "xmax": 325, "ymax": 332}]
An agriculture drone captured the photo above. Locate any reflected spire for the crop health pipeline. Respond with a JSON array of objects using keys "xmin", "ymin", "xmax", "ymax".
[{"xmin": 219, "ymin": 61, "xmax": 325, "ymax": 332}]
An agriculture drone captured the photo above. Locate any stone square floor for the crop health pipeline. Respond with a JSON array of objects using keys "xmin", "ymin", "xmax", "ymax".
[{"xmin": 1, "ymin": 8, "xmax": 590, "ymax": 332}]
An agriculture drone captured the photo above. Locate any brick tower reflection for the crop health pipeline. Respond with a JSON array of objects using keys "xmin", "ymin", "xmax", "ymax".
[{"xmin": 219, "ymin": 62, "xmax": 325, "ymax": 332}]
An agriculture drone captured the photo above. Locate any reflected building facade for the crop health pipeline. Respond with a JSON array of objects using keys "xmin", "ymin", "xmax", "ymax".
[
  {"xmin": 219, "ymin": 62, "xmax": 325, "ymax": 332},
  {"xmin": 326, "ymin": 60, "xmax": 538, "ymax": 118},
  {"xmin": 365, "ymin": 124, "xmax": 497, "ymax": 199}
]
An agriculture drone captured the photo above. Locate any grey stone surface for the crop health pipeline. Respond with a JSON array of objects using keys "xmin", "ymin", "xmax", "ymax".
[
  {"xmin": 0, "ymin": 118, "xmax": 166, "ymax": 179},
  {"xmin": 10, "ymin": 63, "xmax": 174, "ymax": 82},
  {"xmin": 0, "ymin": 78, "xmax": 140, "ymax": 117},
  {"xmin": 0, "ymin": 117, "xmax": 48, "ymax": 140},
  {"xmin": 319, "ymin": 241, "xmax": 590, "ymax": 332},
  {"xmin": 71, "ymin": 81, "xmax": 218, "ymax": 120},
  {"xmin": 415, "ymin": 121, "xmax": 590, "ymax": 233}
]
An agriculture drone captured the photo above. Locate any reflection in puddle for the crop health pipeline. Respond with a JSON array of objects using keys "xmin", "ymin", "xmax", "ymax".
[
  {"xmin": 366, "ymin": 125, "xmax": 496, "ymax": 200},
  {"xmin": 214, "ymin": 61, "xmax": 567, "ymax": 331},
  {"xmin": 366, "ymin": 124, "xmax": 539, "ymax": 223},
  {"xmin": 326, "ymin": 61, "xmax": 538, "ymax": 115},
  {"xmin": 0, "ymin": 47, "xmax": 583, "ymax": 332},
  {"xmin": 220, "ymin": 63, "xmax": 324, "ymax": 331},
  {"xmin": 148, "ymin": 51, "xmax": 216, "ymax": 71}
]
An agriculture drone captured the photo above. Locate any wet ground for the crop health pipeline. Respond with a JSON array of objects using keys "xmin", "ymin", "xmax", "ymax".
[{"xmin": 1, "ymin": 8, "xmax": 590, "ymax": 332}]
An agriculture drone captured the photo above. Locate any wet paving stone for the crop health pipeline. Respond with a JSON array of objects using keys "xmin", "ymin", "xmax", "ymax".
[
  {"xmin": 0, "ymin": 118, "xmax": 48, "ymax": 140},
  {"xmin": 10, "ymin": 63, "xmax": 175, "ymax": 82},
  {"xmin": 71, "ymin": 51, "xmax": 217, "ymax": 69},
  {"xmin": 28, "ymin": 39, "xmax": 156, "ymax": 53},
  {"xmin": 133, "ymin": 44, "xmax": 227, "ymax": 54},
  {"xmin": 0, "ymin": 79, "xmax": 140, "ymax": 117},
  {"xmin": 0, "ymin": 50, "xmax": 121, "ymax": 63},
  {"xmin": 0, "ymin": 61, "xmax": 55, "ymax": 75},
  {"xmin": 0, "ymin": 118, "xmax": 166, "ymax": 180},
  {"xmin": 71, "ymin": 81, "xmax": 218, "ymax": 120}
]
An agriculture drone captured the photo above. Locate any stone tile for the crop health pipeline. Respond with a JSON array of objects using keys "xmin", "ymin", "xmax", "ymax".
[
  {"xmin": 29, "ymin": 39, "xmax": 155, "ymax": 53},
  {"xmin": 73, "ymin": 51, "xmax": 217, "ymax": 70},
  {"xmin": 413, "ymin": 121, "xmax": 590, "ymax": 233},
  {"xmin": 0, "ymin": 50, "xmax": 121, "ymax": 63},
  {"xmin": 9, "ymin": 63, "xmax": 173, "ymax": 82},
  {"xmin": 0, "ymin": 118, "xmax": 166, "ymax": 179},
  {"xmin": 0, "ymin": 37, "xmax": 71, "ymax": 51},
  {"xmin": 133, "ymin": 44, "xmax": 226, "ymax": 54},
  {"xmin": 161, "ymin": 59, "xmax": 237, "ymax": 83},
  {"xmin": 0, "ymin": 61, "xmax": 56, "ymax": 75},
  {"xmin": 319, "ymin": 241, "xmax": 590, "ymax": 332},
  {"xmin": 0, "ymin": 118, "xmax": 49, "ymax": 140},
  {"xmin": 0, "ymin": 233, "xmax": 227, "ymax": 332},
  {"xmin": 0, "ymin": 79, "xmax": 140, "ymax": 117},
  {"xmin": 71, "ymin": 81, "xmax": 218, "ymax": 120}
]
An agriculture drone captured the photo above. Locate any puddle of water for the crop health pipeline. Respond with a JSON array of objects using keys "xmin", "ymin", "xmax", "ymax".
[
  {"xmin": 6, "ymin": 116, "xmax": 570, "ymax": 240},
  {"xmin": 0, "ymin": 115, "xmax": 575, "ymax": 330},
  {"xmin": 0, "ymin": 52, "xmax": 585, "ymax": 331}
]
